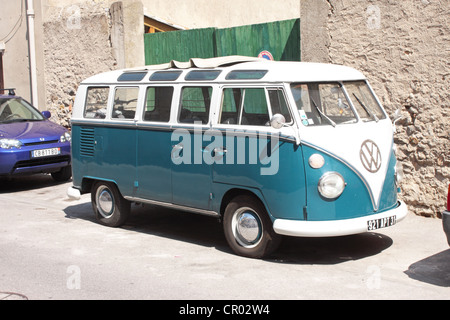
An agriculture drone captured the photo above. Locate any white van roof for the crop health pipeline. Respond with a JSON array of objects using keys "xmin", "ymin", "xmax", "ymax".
[{"xmin": 81, "ymin": 56, "xmax": 366, "ymax": 84}]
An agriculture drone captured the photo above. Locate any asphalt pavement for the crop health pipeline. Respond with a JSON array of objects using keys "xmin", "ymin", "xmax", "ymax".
[{"xmin": 0, "ymin": 174, "xmax": 449, "ymax": 301}]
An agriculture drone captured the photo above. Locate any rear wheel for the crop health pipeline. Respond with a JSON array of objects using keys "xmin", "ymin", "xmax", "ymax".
[
  {"xmin": 223, "ymin": 195, "xmax": 282, "ymax": 258},
  {"xmin": 91, "ymin": 181, "xmax": 130, "ymax": 227}
]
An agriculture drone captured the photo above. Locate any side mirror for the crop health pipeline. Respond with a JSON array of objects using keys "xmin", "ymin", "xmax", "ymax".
[
  {"xmin": 392, "ymin": 108, "xmax": 403, "ymax": 133},
  {"xmin": 393, "ymin": 109, "xmax": 403, "ymax": 122},
  {"xmin": 42, "ymin": 111, "xmax": 51, "ymax": 119},
  {"xmin": 270, "ymin": 114, "xmax": 286, "ymax": 129}
]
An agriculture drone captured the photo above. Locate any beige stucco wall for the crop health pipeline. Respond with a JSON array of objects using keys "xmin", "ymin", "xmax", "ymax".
[
  {"xmin": 40, "ymin": 0, "xmax": 146, "ymax": 125},
  {"xmin": 38, "ymin": 0, "xmax": 299, "ymax": 125},
  {"xmin": 0, "ymin": 0, "xmax": 46, "ymax": 108},
  {"xmin": 302, "ymin": 0, "xmax": 450, "ymax": 217},
  {"xmin": 141, "ymin": 0, "xmax": 300, "ymax": 29}
]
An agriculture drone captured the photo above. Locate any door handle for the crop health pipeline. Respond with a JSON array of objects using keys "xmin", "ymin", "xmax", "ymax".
[
  {"xmin": 171, "ymin": 144, "xmax": 184, "ymax": 160},
  {"xmin": 213, "ymin": 147, "xmax": 227, "ymax": 161},
  {"xmin": 214, "ymin": 147, "xmax": 227, "ymax": 155},
  {"xmin": 172, "ymin": 144, "xmax": 183, "ymax": 151}
]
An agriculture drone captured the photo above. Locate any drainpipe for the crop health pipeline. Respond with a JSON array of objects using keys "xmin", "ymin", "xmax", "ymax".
[{"xmin": 26, "ymin": 0, "xmax": 39, "ymax": 107}]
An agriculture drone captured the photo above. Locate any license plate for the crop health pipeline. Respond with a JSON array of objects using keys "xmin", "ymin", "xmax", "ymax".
[
  {"xmin": 367, "ymin": 216, "xmax": 396, "ymax": 231},
  {"xmin": 31, "ymin": 148, "xmax": 61, "ymax": 158}
]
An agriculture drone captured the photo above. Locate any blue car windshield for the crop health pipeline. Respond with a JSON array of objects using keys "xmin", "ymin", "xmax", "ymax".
[{"xmin": 0, "ymin": 98, "xmax": 45, "ymax": 123}]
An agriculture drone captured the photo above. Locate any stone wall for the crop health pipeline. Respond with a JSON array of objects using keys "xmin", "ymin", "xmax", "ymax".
[{"xmin": 303, "ymin": 0, "xmax": 449, "ymax": 217}]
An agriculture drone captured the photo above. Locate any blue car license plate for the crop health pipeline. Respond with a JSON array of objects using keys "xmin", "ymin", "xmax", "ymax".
[{"xmin": 31, "ymin": 148, "xmax": 61, "ymax": 158}]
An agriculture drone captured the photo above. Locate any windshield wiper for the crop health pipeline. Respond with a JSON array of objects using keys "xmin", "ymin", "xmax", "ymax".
[
  {"xmin": 310, "ymin": 97, "xmax": 336, "ymax": 127},
  {"xmin": 353, "ymin": 93, "xmax": 379, "ymax": 122}
]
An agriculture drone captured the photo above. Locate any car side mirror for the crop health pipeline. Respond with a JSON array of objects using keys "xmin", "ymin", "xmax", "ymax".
[
  {"xmin": 270, "ymin": 114, "xmax": 286, "ymax": 129},
  {"xmin": 392, "ymin": 108, "xmax": 404, "ymax": 133},
  {"xmin": 42, "ymin": 111, "xmax": 51, "ymax": 119},
  {"xmin": 393, "ymin": 109, "xmax": 403, "ymax": 122},
  {"xmin": 269, "ymin": 113, "xmax": 301, "ymax": 145}
]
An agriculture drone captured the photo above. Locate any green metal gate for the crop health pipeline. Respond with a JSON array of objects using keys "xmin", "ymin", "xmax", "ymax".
[{"xmin": 144, "ymin": 19, "xmax": 300, "ymax": 65}]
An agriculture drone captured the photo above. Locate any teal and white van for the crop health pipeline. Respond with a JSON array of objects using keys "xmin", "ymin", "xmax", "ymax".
[{"xmin": 68, "ymin": 56, "xmax": 407, "ymax": 258}]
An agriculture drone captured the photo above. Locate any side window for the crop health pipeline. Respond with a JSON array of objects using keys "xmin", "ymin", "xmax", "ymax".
[
  {"xmin": 84, "ymin": 87, "xmax": 109, "ymax": 119},
  {"xmin": 220, "ymin": 88, "xmax": 269, "ymax": 126},
  {"xmin": 242, "ymin": 88, "xmax": 269, "ymax": 122},
  {"xmin": 220, "ymin": 88, "xmax": 240, "ymax": 124},
  {"xmin": 144, "ymin": 87, "xmax": 174, "ymax": 122},
  {"xmin": 268, "ymin": 88, "xmax": 292, "ymax": 123},
  {"xmin": 112, "ymin": 87, "xmax": 139, "ymax": 120},
  {"xmin": 178, "ymin": 87, "xmax": 212, "ymax": 124},
  {"xmin": 220, "ymin": 87, "xmax": 291, "ymax": 126}
]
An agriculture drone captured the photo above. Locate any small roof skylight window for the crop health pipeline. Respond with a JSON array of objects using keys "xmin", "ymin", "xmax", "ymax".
[
  {"xmin": 150, "ymin": 71, "xmax": 183, "ymax": 81},
  {"xmin": 118, "ymin": 72, "xmax": 147, "ymax": 82},
  {"xmin": 185, "ymin": 70, "xmax": 222, "ymax": 81},
  {"xmin": 226, "ymin": 70, "xmax": 268, "ymax": 80}
]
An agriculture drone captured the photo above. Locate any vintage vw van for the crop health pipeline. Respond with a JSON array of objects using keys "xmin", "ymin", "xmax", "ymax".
[{"xmin": 68, "ymin": 56, "xmax": 407, "ymax": 258}]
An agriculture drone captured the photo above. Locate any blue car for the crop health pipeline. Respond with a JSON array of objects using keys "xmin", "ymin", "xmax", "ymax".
[{"xmin": 0, "ymin": 89, "xmax": 72, "ymax": 181}]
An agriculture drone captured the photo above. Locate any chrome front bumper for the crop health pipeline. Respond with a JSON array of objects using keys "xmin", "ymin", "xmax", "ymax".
[{"xmin": 273, "ymin": 201, "xmax": 408, "ymax": 237}]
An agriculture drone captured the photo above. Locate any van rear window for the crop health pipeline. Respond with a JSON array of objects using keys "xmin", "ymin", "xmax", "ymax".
[{"xmin": 84, "ymin": 87, "xmax": 109, "ymax": 119}]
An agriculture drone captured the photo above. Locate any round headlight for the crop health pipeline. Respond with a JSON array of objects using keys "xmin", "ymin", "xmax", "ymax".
[{"xmin": 318, "ymin": 172, "xmax": 346, "ymax": 199}]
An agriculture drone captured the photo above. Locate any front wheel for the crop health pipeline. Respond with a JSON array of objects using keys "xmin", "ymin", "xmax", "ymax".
[
  {"xmin": 223, "ymin": 195, "xmax": 282, "ymax": 259},
  {"xmin": 91, "ymin": 181, "xmax": 130, "ymax": 227}
]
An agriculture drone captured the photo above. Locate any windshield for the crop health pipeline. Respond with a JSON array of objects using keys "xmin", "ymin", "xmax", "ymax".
[
  {"xmin": 291, "ymin": 82, "xmax": 356, "ymax": 127},
  {"xmin": 344, "ymin": 81, "xmax": 386, "ymax": 122},
  {"xmin": 0, "ymin": 98, "xmax": 44, "ymax": 124},
  {"xmin": 290, "ymin": 81, "xmax": 386, "ymax": 127}
]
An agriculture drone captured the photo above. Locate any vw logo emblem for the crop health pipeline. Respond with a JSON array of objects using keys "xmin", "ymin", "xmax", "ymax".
[{"xmin": 360, "ymin": 140, "xmax": 382, "ymax": 173}]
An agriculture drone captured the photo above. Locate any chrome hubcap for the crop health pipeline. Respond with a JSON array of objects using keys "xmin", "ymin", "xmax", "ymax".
[
  {"xmin": 97, "ymin": 186, "xmax": 114, "ymax": 218},
  {"xmin": 232, "ymin": 208, "xmax": 262, "ymax": 248}
]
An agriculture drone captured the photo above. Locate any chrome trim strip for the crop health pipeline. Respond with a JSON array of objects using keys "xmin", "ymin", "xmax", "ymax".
[
  {"xmin": 71, "ymin": 119, "xmax": 136, "ymax": 129},
  {"xmin": 212, "ymin": 127, "xmax": 297, "ymax": 143},
  {"xmin": 71, "ymin": 120, "xmax": 298, "ymax": 142},
  {"xmin": 124, "ymin": 196, "xmax": 221, "ymax": 218}
]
